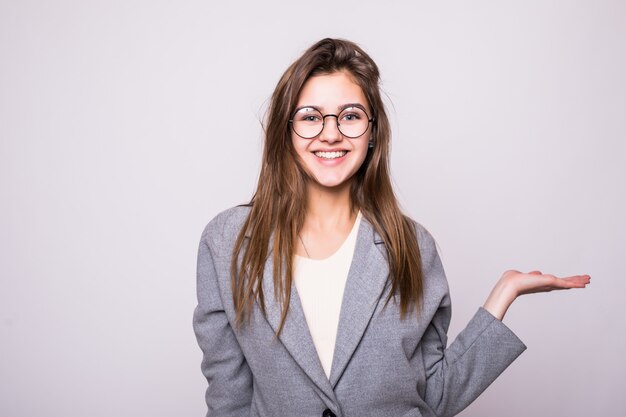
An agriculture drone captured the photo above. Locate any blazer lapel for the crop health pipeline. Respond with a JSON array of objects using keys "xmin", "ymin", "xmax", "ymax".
[
  {"xmin": 329, "ymin": 217, "xmax": 390, "ymax": 387},
  {"xmin": 258, "ymin": 250, "xmax": 337, "ymax": 402}
]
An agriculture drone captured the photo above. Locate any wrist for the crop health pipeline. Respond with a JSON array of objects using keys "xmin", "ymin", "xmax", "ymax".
[{"xmin": 483, "ymin": 279, "xmax": 518, "ymax": 321}]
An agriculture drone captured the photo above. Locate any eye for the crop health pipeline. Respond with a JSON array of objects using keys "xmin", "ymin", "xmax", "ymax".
[
  {"xmin": 294, "ymin": 108, "xmax": 322, "ymax": 122},
  {"xmin": 340, "ymin": 107, "xmax": 364, "ymax": 122}
]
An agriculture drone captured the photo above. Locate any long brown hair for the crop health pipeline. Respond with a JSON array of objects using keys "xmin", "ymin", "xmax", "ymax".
[{"xmin": 231, "ymin": 38, "xmax": 422, "ymax": 334}]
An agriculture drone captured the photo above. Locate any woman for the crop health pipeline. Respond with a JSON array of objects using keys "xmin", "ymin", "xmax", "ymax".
[{"xmin": 193, "ymin": 38, "xmax": 589, "ymax": 417}]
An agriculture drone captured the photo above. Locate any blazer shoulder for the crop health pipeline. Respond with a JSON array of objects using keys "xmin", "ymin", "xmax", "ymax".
[
  {"xmin": 405, "ymin": 216, "xmax": 437, "ymax": 252},
  {"xmin": 200, "ymin": 205, "xmax": 251, "ymax": 249},
  {"xmin": 406, "ymin": 217, "xmax": 446, "ymax": 288}
]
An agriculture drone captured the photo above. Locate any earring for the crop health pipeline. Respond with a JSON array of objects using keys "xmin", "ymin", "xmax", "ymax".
[{"xmin": 368, "ymin": 140, "xmax": 374, "ymax": 149}]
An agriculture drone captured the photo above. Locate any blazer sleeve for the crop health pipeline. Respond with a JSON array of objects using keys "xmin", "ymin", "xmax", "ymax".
[
  {"xmin": 416, "ymin": 226, "xmax": 527, "ymax": 417},
  {"xmin": 193, "ymin": 225, "xmax": 253, "ymax": 417}
]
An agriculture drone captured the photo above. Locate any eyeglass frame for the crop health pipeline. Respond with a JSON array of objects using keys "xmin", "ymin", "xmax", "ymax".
[{"xmin": 288, "ymin": 104, "xmax": 376, "ymax": 139}]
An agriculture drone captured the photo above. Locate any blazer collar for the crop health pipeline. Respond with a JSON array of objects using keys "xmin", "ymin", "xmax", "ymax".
[{"xmin": 256, "ymin": 216, "xmax": 389, "ymax": 397}]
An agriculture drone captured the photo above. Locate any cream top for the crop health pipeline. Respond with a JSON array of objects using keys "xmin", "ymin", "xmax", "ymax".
[{"xmin": 293, "ymin": 211, "xmax": 362, "ymax": 379}]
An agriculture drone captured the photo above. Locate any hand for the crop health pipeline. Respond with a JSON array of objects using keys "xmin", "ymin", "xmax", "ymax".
[{"xmin": 483, "ymin": 270, "xmax": 591, "ymax": 320}]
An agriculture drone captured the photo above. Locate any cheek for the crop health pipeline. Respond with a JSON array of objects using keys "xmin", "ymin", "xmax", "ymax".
[
  {"xmin": 359, "ymin": 141, "xmax": 374, "ymax": 168},
  {"xmin": 357, "ymin": 152, "xmax": 369, "ymax": 170},
  {"xmin": 290, "ymin": 138, "xmax": 312, "ymax": 170},
  {"xmin": 290, "ymin": 135, "xmax": 305, "ymax": 157}
]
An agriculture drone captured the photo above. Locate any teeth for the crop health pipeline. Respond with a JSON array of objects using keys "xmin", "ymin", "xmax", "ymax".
[{"xmin": 314, "ymin": 151, "xmax": 347, "ymax": 159}]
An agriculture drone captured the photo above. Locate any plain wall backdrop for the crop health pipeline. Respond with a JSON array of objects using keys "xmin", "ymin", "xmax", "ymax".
[{"xmin": 1, "ymin": 1, "xmax": 624, "ymax": 416}]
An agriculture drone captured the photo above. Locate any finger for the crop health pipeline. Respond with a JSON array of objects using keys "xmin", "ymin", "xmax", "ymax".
[
  {"xmin": 528, "ymin": 270, "xmax": 543, "ymax": 275},
  {"xmin": 562, "ymin": 275, "xmax": 591, "ymax": 286},
  {"xmin": 551, "ymin": 275, "xmax": 591, "ymax": 289},
  {"xmin": 559, "ymin": 274, "xmax": 591, "ymax": 282}
]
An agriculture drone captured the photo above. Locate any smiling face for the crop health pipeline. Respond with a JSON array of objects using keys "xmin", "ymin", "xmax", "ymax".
[{"xmin": 291, "ymin": 71, "xmax": 372, "ymax": 192}]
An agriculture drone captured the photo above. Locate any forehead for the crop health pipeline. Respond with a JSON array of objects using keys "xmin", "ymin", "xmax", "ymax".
[{"xmin": 297, "ymin": 71, "xmax": 368, "ymax": 110}]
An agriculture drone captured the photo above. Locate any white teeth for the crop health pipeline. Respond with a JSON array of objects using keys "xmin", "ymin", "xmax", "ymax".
[{"xmin": 314, "ymin": 151, "xmax": 347, "ymax": 159}]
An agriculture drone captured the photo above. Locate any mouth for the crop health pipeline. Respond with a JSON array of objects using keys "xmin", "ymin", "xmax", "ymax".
[{"xmin": 314, "ymin": 150, "xmax": 348, "ymax": 160}]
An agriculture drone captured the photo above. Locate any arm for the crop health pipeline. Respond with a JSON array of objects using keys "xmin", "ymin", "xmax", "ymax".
[
  {"xmin": 416, "ymin": 226, "xmax": 526, "ymax": 417},
  {"xmin": 193, "ymin": 227, "xmax": 252, "ymax": 417},
  {"xmin": 417, "ymin": 226, "xmax": 590, "ymax": 417},
  {"xmin": 422, "ymin": 306, "xmax": 526, "ymax": 417}
]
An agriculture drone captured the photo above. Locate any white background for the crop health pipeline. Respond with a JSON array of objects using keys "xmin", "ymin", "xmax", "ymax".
[{"xmin": 1, "ymin": 1, "xmax": 624, "ymax": 416}]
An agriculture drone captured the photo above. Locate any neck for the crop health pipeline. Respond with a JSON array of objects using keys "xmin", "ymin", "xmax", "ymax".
[{"xmin": 304, "ymin": 180, "xmax": 356, "ymax": 232}]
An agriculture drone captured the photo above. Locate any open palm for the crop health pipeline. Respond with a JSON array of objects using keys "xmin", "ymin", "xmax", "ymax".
[
  {"xmin": 483, "ymin": 270, "xmax": 590, "ymax": 320},
  {"xmin": 502, "ymin": 269, "xmax": 590, "ymax": 296}
]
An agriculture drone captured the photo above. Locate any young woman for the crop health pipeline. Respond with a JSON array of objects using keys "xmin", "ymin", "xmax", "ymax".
[{"xmin": 193, "ymin": 38, "xmax": 590, "ymax": 417}]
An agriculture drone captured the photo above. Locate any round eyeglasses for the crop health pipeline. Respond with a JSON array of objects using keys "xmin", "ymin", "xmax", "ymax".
[{"xmin": 289, "ymin": 106, "xmax": 375, "ymax": 139}]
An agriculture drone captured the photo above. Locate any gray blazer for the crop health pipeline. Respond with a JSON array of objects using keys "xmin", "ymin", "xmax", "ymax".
[{"xmin": 193, "ymin": 206, "xmax": 526, "ymax": 417}]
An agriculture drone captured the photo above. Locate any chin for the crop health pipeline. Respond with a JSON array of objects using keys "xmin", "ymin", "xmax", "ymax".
[{"xmin": 308, "ymin": 175, "xmax": 354, "ymax": 190}]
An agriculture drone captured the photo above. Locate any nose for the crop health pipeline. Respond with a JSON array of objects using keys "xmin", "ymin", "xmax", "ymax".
[{"xmin": 319, "ymin": 115, "xmax": 342, "ymax": 143}]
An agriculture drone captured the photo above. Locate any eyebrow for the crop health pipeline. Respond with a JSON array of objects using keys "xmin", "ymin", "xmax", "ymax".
[{"xmin": 294, "ymin": 103, "xmax": 368, "ymax": 113}]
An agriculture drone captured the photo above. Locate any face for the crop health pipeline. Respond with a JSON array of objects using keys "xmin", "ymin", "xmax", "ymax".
[{"xmin": 291, "ymin": 71, "xmax": 372, "ymax": 191}]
